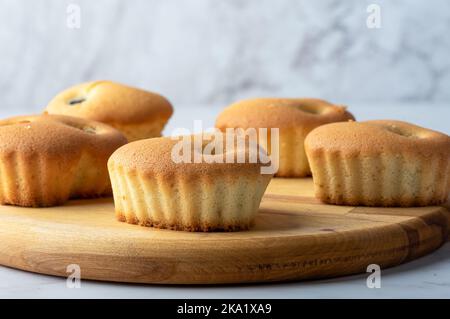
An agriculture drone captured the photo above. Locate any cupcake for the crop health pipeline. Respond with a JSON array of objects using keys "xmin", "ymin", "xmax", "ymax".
[
  {"xmin": 108, "ymin": 133, "xmax": 273, "ymax": 231},
  {"xmin": 0, "ymin": 114, "xmax": 127, "ymax": 207},
  {"xmin": 44, "ymin": 80, "xmax": 173, "ymax": 142},
  {"xmin": 305, "ymin": 120, "xmax": 450, "ymax": 206},
  {"xmin": 215, "ymin": 98, "xmax": 354, "ymax": 177}
]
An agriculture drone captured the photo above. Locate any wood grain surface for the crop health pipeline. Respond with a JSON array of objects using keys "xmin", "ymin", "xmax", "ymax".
[{"xmin": 0, "ymin": 178, "xmax": 448, "ymax": 284}]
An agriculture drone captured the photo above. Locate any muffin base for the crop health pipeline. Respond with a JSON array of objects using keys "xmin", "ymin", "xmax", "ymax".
[
  {"xmin": 109, "ymin": 166, "xmax": 271, "ymax": 232},
  {"xmin": 309, "ymin": 152, "xmax": 449, "ymax": 207},
  {"xmin": 0, "ymin": 151, "xmax": 114, "ymax": 207},
  {"xmin": 116, "ymin": 212, "xmax": 253, "ymax": 232}
]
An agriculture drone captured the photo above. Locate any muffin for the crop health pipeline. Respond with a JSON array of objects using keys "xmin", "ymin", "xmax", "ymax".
[
  {"xmin": 0, "ymin": 114, "xmax": 127, "ymax": 207},
  {"xmin": 215, "ymin": 98, "xmax": 354, "ymax": 177},
  {"xmin": 44, "ymin": 80, "xmax": 173, "ymax": 142},
  {"xmin": 108, "ymin": 133, "xmax": 273, "ymax": 231},
  {"xmin": 305, "ymin": 120, "xmax": 450, "ymax": 207}
]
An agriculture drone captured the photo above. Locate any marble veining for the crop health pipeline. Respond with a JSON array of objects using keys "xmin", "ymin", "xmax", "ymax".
[{"xmin": 0, "ymin": 0, "xmax": 449, "ymax": 115}]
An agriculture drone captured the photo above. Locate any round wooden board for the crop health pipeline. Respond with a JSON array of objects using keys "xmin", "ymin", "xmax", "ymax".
[{"xmin": 0, "ymin": 178, "xmax": 448, "ymax": 285}]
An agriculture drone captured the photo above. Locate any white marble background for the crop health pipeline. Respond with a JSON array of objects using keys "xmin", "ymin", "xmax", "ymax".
[{"xmin": 0, "ymin": 0, "xmax": 449, "ymax": 115}]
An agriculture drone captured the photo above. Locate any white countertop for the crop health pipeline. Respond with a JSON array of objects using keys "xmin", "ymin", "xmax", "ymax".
[{"xmin": 1, "ymin": 103, "xmax": 449, "ymax": 299}]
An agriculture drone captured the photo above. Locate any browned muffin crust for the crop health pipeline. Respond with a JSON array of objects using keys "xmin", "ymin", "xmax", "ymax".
[
  {"xmin": 0, "ymin": 114, "xmax": 126, "ymax": 155},
  {"xmin": 109, "ymin": 135, "xmax": 267, "ymax": 178},
  {"xmin": 305, "ymin": 120, "xmax": 450, "ymax": 156},
  {"xmin": 215, "ymin": 98, "xmax": 354, "ymax": 130},
  {"xmin": 45, "ymin": 80, "xmax": 173, "ymax": 125}
]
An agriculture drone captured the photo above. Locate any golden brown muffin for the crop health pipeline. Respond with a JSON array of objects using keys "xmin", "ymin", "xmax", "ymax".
[
  {"xmin": 108, "ymin": 133, "xmax": 273, "ymax": 231},
  {"xmin": 0, "ymin": 114, "xmax": 127, "ymax": 207},
  {"xmin": 215, "ymin": 98, "xmax": 355, "ymax": 177},
  {"xmin": 44, "ymin": 80, "xmax": 173, "ymax": 142},
  {"xmin": 305, "ymin": 120, "xmax": 450, "ymax": 207}
]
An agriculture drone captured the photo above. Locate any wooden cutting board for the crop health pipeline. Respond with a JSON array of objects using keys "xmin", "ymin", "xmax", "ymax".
[{"xmin": 0, "ymin": 178, "xmax": 448, "ymax": 284}]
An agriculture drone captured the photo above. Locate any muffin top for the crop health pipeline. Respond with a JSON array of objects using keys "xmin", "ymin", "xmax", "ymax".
[
  {"xmin": 305, "ymin": 120, "xmax": 450, "ymax": 156},
  {"xmin": 0, "ymin": 114, "xmax": 127, "ymax": 156},
  {"xmin": 44, "ymin": 80, "xmax": 173, "ymax": 125},
  {"xmin": 215, "ymin": 98, "xmax": 354, "ymax": 130},
  {"xmin": 109, "ymin": 133, "xmax": 272, "ymax": 178}
]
